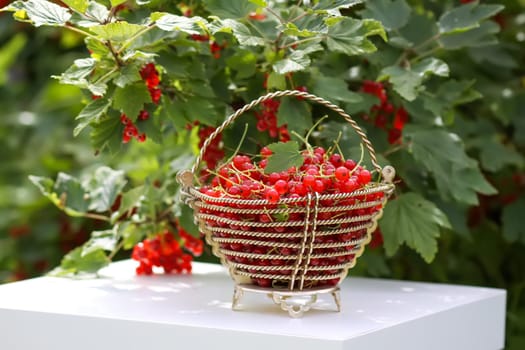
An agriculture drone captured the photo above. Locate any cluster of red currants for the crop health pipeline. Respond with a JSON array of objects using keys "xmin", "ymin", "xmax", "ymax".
[
  {"xmin": 119, "ymin": 63, "xmax": 162, "ymax": 143},
  {"xmin": 254, "ymin": 98, "xmax": 290, "ymax": 142},
  {"xmin": 198, "ymin": 145, "xmax": 383, "ymax": 288},
  {"xmin": 190, "ymin": 34, "xmax": 225, "ymax": 59},
  {"xmin": 140, "ymin": 63, "xmax": 162, "ymax": 104},
  {"xmin": 132, "ymin": 229, "xmax": 203, "ymax": 275},
  {"xmin": 199, "ymin": 126, "xmax": 225, "ymax": 172},
  {"xmin": 361, "ymin": 80, "xmax": 408, "ymax": 145}
]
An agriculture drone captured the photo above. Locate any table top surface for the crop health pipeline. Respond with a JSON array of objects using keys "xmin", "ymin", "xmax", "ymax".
[{"xmin": 0, "ymin": 260, "xmax": 505, "ymax": 341}]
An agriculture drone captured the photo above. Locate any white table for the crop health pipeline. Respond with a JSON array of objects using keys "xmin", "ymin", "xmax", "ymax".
[{"xmin": 0, "ymin": 260, "xmax": 506, "ymax": 350}]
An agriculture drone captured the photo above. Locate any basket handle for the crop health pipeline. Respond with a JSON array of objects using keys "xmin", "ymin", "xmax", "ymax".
[{"xmin": 190, "ymin": 89, "xmax": 382, "ymax": 179}]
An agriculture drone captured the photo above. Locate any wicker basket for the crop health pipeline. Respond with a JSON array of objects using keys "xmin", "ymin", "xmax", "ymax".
[{"xmin": 178, "ymin": 90, "xmax": 395, "ymax": 317}]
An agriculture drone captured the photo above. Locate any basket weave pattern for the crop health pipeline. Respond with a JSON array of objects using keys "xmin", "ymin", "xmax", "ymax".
[{"xmin": 179, "ymin": 90, "xmax": 395, "ymax": 293}]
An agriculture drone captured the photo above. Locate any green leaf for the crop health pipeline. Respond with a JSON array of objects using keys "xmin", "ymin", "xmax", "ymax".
[
  {"xmin": 112, "ymin": 186, "xmax": 145, "ymax": 224},
  {"xmin": 311, "ymin": 75, "xmax": 363, "ymax": 103},
  {"xmin": 502, "ymin": 198, "xmax": 525, "ymax": 245},
  {"xmin": 379, "ymin": 58, "xmax": 449, "ymax": 101},
  {"xmin": 80, "ymin": 1, "xmax": 109, "ymax": 26},
  {"xmin": 205, "ymin": 0, "xmax": 257, "ymax": 19},
  {"xmin": 380, "ymin": 192, "xmax": 451, "ymax": 263},
  {"xmin": 479, "ymin": 139, "xmax": 524, "ymax": 173},
  {"xmin": 249, "ymin": 0, "xmax": 266, "ymax": 6},
  {"xmin": 119, "ymin": 223, "xmax": 144, "ymax": 250},
  {"xmin": 84, "ymin": 166, "xmax": 127, "ymax": 213},
  {"xmin": 90, "ymin": 22, "xmax": 146, "ymax": 42},
  {"xmin": 313, "ymin": 0, "xmax": 364, "ymax": 16},
  {"xmin": 182, "ymin": 97, "xmax": 221, "ymax": 126},
  {"xmin": 438, "ymin": 2, "xmax": 504, "ymax": 35},
  {"xmin": 113, "ymin": 83, "xmax": 152, "ymax": 119},
  {"xmin": 359, "ymin": 0, "xmax": 411, "ymax": 31},
  {"xmin": 52, "ymin": 247, "xmax": 109, "ymax": 276},
  {"xmin": 114, "ymin": 65, "xmax": 141, "ymax": 88},
  {"xmin": 273, "ymin": 50, "xmax": 311, "ymax": 74},
  {"xmin": 439, "ymin": 21, "xmax": 500, "ymax": 50},
  {"xmin": 266, "ymin": 72, "xmax": 286, "ymax": 90},
  {"xmin": 226, "ymin": 50, "xmax": 257, "ymax": 79},
  {"xmin": 53, "ymin": 172, "xmax": 89, "ymax": 216},
  {"xmin": 209, "ymin": 17, "xmax": 265, "ymax": 46},
  {"xmin": 90, "ymin": 114, "xmax": 123, "ymax": 153},
  {"xmin": 397, "ymin": 13, "xmax": 438, "ymax": 48},
  {"xmin": 406, "ymin": 127, "xmax": 497, "ymax": 205},
  {"xmin": 265, "ymin": 141, "xmax": 304, "ymax": 174},
  {"xmin": 74, "ymin": 98, "xmax": 111, "ymax": 137},
  {"xmin": 82, "ymin": 229, "xmax": 119, "ymax": 257},
  {"xmin": 276, "ymin": 97, "xmax": 312, "ymax": 134},
  {"xmin": 5, "ymin": 0, "xmax": 72, "ymax": 27},
  {"xmin": 61, "ymin": 0, "xmax": 88, "ymax": 13},
  {"xmin": 53, "ymin": 57, "xmax": 107, "ymax": 95},
  {"xmin": 152, "ymin": 12, "xmax": 207, "ymax": 35},
  {"xmin": 0, "ymin": 33, "xmax": 27, "ymax": 86},
  {"xmin": 326, "ymin": 18, "xmax": 386, "ymax": 56}
]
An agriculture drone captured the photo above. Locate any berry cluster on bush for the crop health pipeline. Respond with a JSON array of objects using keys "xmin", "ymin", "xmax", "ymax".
[
  {"xmin": 361, "ymin": 80, "xmax": 408, "ymax": 145},
  {"xmin": 197, "ymin": 144, "xmax": 384, "ymax": 288}
]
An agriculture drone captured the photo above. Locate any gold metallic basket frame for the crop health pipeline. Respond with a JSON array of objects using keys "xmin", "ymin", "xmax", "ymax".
[{"xmin": 178, "ymin": 90, "xmax": 395, "ymax": 317}]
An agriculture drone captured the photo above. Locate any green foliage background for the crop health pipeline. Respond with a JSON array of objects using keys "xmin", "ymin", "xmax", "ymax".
[{"xmin": 0, "ymin": 0, "xmax": 524, "ymax": 348}]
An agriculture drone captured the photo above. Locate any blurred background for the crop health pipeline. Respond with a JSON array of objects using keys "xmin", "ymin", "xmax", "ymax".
[{"xmin": 0, "ymin": 0, "xmax": 524, "ymax": 348}]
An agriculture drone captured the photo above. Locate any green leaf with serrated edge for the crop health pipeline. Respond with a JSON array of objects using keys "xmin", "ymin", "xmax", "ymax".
[
  {"xmin": 111, "ymin": 185, "xmax": 145, "ymax": 224},
  {"xmin": 209, "ymin": 17, "xmax": 265, "ymax": 46},
  {"xmin": 61, "ymin": 0, "xmax": 88, "ymax": 13},
  {"xmin": 326, "ymin": 18, "xmax": 386, "ymax": 56},
  {"xmin": 51, "ymin": 247, "xmax": 109, "ymax": 276},
  {"xmin": 81, "ymin": 229, "xmax": 118, "ymax": 257},
  {"xmin": 273, "ymin": 50, "xmax": 311, "ymax": 74},
  {"xmin": 379, "ymin": 58, "xmax": 449, "ymax": 101},
  {"xmin": 54, "ymin": 173, "xmax": 88, "ymax": 215},
  {"xmin": 449, "ymin": 165, "xmax": 497, "ymax": 204},
  {"xmin": 313, "ymin": 0, "xmax": 364, "ymax": 16},
  {"xmin": 113, "ymin": 83, "xmax": 151, "ymax": 120},
  {"xmin": 5, "ymin": 0, "xmax": 72, "ymax": 27},
  {"xmin": 276, "ymin": 97, "xmax": 312, "ymax": 134},
  {"xmin": 152, "ymin": 12, "xmax": 207, "ymax": 35},
  {"xmin": 90, "ymin": 22, "xmax": 146, "ymax": 42},
  {"xmin": 74, "ymin": 98, "xmax": 111, "ymax": 137},
  {"xmin": 54, "ymin": 57, "xmax": 96, "ymax": 83},
  {"xmin": 90, "ymin": 114, "xmax": 122, "ymax": 153},
  {"xmin": 114, "ymin": 65, "xmax": 141, "ymax": 88},
  {"xmin": 84, "ymin": 166, "xmax": 127, "ymax": 213},
  {"xmin": 82, "ymin": 1, "xmax": 109, "ymax": 25},
  {"xmin": 439, "ymin": 21, "xmax": 500, "ymax": 50},
  {"xmin": 312, "ymin": 75, "xmax": 363, "ymax": 103},
  {"xmin": 205, "ymin": 0, "xmax": 257, "ymax": 19},
  {"xmin": 406, "ymin": 127, "xmax": 497, "ymax": 205},
  {"xmin": 479, "ymin": 139, "xmax": 524, "ymax": 173},
  {"xmin": 359, "ymin": 0, "xmax": 411, "ymax": 31},
  {"xmin": 502, "ymin": 198, "xmax": 525, "ymax": 244},
  {"xmin": 438, "ymin": 2, "xmax": 504, "ymax": 35},
  {"xmin": 110, "ymin": 0, "xmax": 127, "ymax": 7},
  {"xmin": 380, "ymin": 192, "xmax": 451, "ymax": 263},
  {"xmin": 86, "ymin": 37, "xmax": 109, "ymax": 56},
  {"xmin": 265, "ymin": 141, "xmax": 304, "ymax": 174},
  {"xmin": 266, "ymin": 72, "xmax": 286, "ymax": 90}
]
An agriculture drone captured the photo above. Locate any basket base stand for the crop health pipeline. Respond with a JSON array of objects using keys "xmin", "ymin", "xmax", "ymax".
[{"xmin": 232, "ymin": 284, "xmax": 341, "ymax": 318}]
